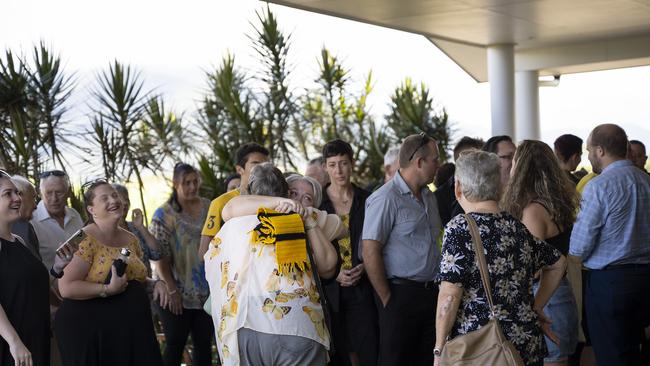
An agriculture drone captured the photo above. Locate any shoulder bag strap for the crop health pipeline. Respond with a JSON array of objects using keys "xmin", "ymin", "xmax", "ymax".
[{"xmin": 464, "ymin": 214, "xmax": 495, "ymax": 310}]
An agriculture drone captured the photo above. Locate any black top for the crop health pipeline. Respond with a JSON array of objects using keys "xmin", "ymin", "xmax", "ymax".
[
  {"xmin": 435, "ymin": 176, "xmax": 465, "ymax": 227},
  {"xmin": 0, "ymin": 237, "xmax": 50, "ymax": 366},
  {"xmin": 320, "ymin": 183, "xmax": 371, "ymax": 268}
]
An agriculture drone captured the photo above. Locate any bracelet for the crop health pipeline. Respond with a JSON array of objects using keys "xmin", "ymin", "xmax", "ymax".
[{"xmin": 99, "ymin": 284, "xmax": 108, "ymax": 298}]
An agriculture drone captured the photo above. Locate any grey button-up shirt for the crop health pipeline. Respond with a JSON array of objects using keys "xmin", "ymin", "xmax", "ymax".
[{"xmin": 361, "ymin": 171, "xmax": 442, "ymax": 282}]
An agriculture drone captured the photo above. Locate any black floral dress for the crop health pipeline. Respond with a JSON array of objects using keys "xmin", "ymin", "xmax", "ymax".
[{"xmin": 436, "ymin": 212, "xmax": 562, "ymax": 366}]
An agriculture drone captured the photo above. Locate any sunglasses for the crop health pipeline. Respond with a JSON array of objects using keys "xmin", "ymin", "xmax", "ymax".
[
  {"xmin": 0, "ymin": 169, "xmax": 10, "ymax": 179},
  {"xmin": 408, "ymin": 132, "xmax": 431, "ymax": 162},
  {"xmin": 81, "ymin": 178, "xmax": 109, "ymax": 191},
  {"xmin": 40, "ymin": 170, "xmax": 67, "ymax": 179}
]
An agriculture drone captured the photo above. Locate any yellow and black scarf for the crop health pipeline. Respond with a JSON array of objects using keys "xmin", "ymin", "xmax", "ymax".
[{"xmin": 251, "ymin": 208, "xmax": 309, "ymax": 276}]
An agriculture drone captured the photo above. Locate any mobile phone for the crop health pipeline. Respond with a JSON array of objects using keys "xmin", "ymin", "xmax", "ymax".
[{"xmin": 56, "ymin": 229, "xmax": 87, "ymax": 255}]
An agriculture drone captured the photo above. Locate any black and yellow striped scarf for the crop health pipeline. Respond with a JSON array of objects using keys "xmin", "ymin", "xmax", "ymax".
[{"xmin": 251, "ymin": 208, "xmax": 309, "ymax": 275}]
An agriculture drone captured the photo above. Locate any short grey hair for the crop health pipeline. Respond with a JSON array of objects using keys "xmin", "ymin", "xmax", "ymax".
[
  {"xmin": 11, "ymin": 175, "xmax": 36, "ymax": 195},
  {"xmin": 248, "ymin": 163, "xmax": 288, "ymax": 198},
  {"xmin": 455, "ymin": 150, "xmax": 501, "ymax": 202},
  {"xmin": 286, "ymin": 174, "xmax": 323, "ymax": 208},
  {"xmin": 384, "ymin": 146, "xmax": 400, "ymax": 166}
]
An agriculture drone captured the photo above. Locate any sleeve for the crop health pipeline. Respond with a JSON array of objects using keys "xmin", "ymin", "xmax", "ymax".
[
  {"xmin": 435, "ymin": 216, "xmax": 471, "ymax": 285},
  {"xmin": 75, "ymin": 237, "xmax": 95, "ymax": 264},
  {"xmin": 532, "ymin": 236, "xmax": 562, "ymax": 271},
  {"xmin": 569, "ymin": 183, "xmax": 605, "ymax": 260},
  {"xmin": 150, "ymin": 207, "xmax": 173, "ymax": 258},
  {"xmin": 361, "ymin": 194, "xmax": 396, "ymax": 245},
  {"xmin": 201, "ymin": 198, "xmax": 223, "ymax": 237}
]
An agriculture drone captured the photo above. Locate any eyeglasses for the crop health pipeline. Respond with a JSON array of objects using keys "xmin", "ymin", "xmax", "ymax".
[
  {"xmin": 40, "ymin": 170, "xmax": 67, "ymax": 179},
  {"xmin": 408, "ymin": 132, "xmax": 430, "ymax": 162}
]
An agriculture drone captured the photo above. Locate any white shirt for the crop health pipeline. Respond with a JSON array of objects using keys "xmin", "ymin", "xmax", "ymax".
[{"xmin": 31, "ymin": 201, "xmax": 84, "ymax": 269}]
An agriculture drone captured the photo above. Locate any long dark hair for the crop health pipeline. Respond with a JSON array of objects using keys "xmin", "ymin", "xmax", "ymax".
[
  {"xmin": 501, "ymin": 140, "xmax": 579, "ymax": 229},
  {"xmin": 168, "ymin": 162, "xmax": 200, "ymax": 212}
]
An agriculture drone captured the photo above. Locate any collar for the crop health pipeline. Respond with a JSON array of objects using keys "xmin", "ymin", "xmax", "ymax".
[
  {"xmin": 34, "ymin": 200, "xmax": 69, "ymax": 223},
  {"xmin": 602, "ymin": 159, "xmax": 632, "ymax": 174},
  {"xmin": 392, "ymin": 171, "xmax": 413, "ymax": 195}
]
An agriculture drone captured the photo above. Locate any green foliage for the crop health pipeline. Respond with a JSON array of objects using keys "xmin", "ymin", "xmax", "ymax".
[
  {"xmin": 0, "ymin": 43, "xmax": 75, "ymax": 183},
  {"xmin": 386, "ymin": 78, "xmax": 453, "ymax": 162},
  {"xmin": 86, "ymin": 60, "xmax": 154, "ymax": 219}
]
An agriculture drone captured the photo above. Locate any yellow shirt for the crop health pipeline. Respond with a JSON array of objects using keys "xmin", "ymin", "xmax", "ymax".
[
  {"xmin": 202, "ymin": 189, "xmax": 241, "ymax": 237},
  {"xmin": 338, "ymin": 214, "xmax": 352, "ymax": 270},
  {"xmin": 75, "ymin": 234, "xmax": 148, "ymax": 283},
  {"xmin": 576, "ymin": 172, "xmax": 598, "ymax": 194}
]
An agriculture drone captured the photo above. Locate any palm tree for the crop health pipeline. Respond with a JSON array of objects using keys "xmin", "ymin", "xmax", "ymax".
[
  {"xmin": 386, "ymin": 78, "xmax": 453, "ymax": 162},
  {"xmin": 87, "ymin": 60, "xmax": 153, "ymax": 219}
]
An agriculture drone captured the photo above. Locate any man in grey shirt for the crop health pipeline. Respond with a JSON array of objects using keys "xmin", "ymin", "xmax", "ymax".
[{"xmin": 362, "ymin": 133, "xmax": 442, "ymax": 366}]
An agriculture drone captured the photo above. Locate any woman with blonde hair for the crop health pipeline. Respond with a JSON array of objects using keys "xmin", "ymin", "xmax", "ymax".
[{"xmin": 501, "ymin": 140, "xmax": 580, "ymax": 366}]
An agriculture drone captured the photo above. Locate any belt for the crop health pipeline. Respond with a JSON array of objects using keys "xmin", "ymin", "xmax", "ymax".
[
  {"xmin": 600, "ymin": 263, "xmax": 650, "ymax": 271},
  {"xmin": 389, "ymin": 278, "xmax": 436, "ymax": 290}
]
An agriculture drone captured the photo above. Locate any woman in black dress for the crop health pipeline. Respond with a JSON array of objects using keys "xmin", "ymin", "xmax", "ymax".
[
  {"xmin": 0, "ymin": 171, "xmax": 50, "ymax": 366},
  {"xmin": 55, "ymin": 180, "xmax": 167, "ymax": 366}
]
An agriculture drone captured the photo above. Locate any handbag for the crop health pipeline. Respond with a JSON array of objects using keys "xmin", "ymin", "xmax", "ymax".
[{"xmin": 440, "ymin": 214, "xmax": 525, "ymax": 366}]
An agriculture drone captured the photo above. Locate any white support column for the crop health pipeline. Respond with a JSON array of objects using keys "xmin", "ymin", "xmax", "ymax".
[
  {"xmin": 515, "ymin": 70, "xmax": 540, "ymax": 141},
  {"xmin": 487, "ymin": 44, "xmax": 515, "ymax": 138}
]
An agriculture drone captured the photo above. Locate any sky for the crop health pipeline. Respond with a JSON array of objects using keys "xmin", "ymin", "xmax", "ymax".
[{"xmin": 3, "ymin": 0, "xmax": 650, "ymax": 163}]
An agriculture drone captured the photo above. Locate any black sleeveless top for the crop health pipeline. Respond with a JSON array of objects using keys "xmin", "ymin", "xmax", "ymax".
[{"xmin": 531, "ymin": 200, "xmax": 572, "ymax": 255}]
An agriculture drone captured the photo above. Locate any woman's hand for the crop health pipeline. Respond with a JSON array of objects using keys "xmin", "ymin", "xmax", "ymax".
[
  {"xmin": 536, "ymin": 308, "xmax": 560, "ymax": 345},
  {"xmin": 132, "ymin": 208, "xmax": 145, "ymax": 230},
  {"xmin": 433, "ymin": 355, "xmax": 441, "ymax": 366},
  {"xmin": 52, "ymin": 242, "xmax": 74, "ymax": 275},
  {"xmin": 152, "ymin": 280, "xmax": 170, "ymax": 309},
  {"xmin": 167, "ymin": 287, "xmax": 183, "ymax": 315},
  {"xmin": 106, "ymin": 265, "xmax": 128, "ymax": 296},
  {"xmin": 9, "ymin": 338, "xmax": 31, "ymax": 366},
  {"xmin": 274, "ymin": 200, "xmax": 306, "ymax": 218}
]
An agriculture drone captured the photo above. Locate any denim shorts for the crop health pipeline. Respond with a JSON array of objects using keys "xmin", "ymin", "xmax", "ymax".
[{"xmin": 533, "ymin": 277, "xmax": 579, "ymax": 362}]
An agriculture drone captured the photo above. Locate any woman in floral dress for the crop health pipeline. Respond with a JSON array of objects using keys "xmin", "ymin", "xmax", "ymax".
[{"xmin": 433, "ymin": 150, "xmax": 567, "ymax": 366}]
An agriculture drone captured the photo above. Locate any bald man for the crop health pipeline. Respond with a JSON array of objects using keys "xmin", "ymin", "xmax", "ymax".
[{"xmin": 570, "ymin": 124, "xmax": 650, "ymax": 365}]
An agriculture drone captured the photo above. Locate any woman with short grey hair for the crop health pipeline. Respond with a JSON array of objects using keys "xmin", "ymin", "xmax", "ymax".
[
  {"xmin": 433, "ymin": 150, "xmax": 567, "ymax": 366},
  {"xmin": 286, "ymin": 174, "xmax": 323, "ymax": 208},
  {"xmin": 10, "ymin": 175, "xmax": 41, "ymax": 259},
  {"xmin": 247, "ymin": 163, "xmax": 288, "ymax": 198}
]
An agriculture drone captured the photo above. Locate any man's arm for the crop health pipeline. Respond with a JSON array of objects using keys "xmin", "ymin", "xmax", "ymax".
[
  {"xmin": 569, "ymin": 185, "xmax": 604, "ymax": 261},
  {"xmin": 362, "ymin": 239, "xmax": 390, "ymax": 306}
]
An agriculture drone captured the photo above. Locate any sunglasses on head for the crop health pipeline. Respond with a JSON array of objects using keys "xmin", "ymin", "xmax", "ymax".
[
  {"xmin": 408, "ymin": 132, "xmax": 431, "ymax": 162},
  {"xmin": 40, "ymin": 170, "xmax": 67, "ymax": 179},
  {"xmin": 0, "ymin": 169, "xmax": 10, "ymax": 179},
  {"xmin": 81, "ymin": 178, "xmax": 109, "ymax": 191}
]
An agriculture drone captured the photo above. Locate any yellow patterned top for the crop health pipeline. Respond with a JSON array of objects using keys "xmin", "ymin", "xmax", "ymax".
[
  {"xmin": 75, "ymin": 234, "xmax": 148, "ymax": 283},
  {"xmin": 338, "ymin": 214, "xmax": 352, "ymax": 270}
]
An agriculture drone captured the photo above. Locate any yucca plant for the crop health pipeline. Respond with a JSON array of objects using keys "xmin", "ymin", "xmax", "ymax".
[
  {"xmin": 251, "ymin": 6, "xmax": 300, "ymax": 169},
  {"xmin": 140, "ymin": 95, "xmax": 191, "ymax": 167},
  {"xmin": 386, "ymin": 78, "xmax": 453, "ymax": 162},
  {"xmin": 26, "ymin": 41, "xmax": 76, "ymax": 172},
  {"xmin": 87, "ymin": 60, "xmax": 153, "ymax": 219}
]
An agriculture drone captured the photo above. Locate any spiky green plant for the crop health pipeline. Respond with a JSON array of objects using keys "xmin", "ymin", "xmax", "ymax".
[{"xmin": 386, "ymin": 78, "xmax": 453, "ymax": 162}]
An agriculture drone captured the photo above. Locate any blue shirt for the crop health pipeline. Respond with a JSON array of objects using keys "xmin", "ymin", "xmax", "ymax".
[
  {"xmin": 569, "ymin": 160, "xmax": 650, "ymax": 269},
  {"xmin": 362, "ymin": 171, "xmax": 442, "ymax": 282}
]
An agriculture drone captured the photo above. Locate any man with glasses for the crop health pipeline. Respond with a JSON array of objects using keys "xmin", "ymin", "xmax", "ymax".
[
  {"xmin": 482, "ymin": 135, "xmax": 516, "ymax": 190},
  {"xmin": 31, "ymin": 170, "xmax": 83, "ymax": 270},
  {"xmin": 361, "ymin": 133, "xmax": 443, "ymax": 366}
]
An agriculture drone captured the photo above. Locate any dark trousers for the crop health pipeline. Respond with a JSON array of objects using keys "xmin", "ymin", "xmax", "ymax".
[
  {"xmin": 157, "ymin": 306, "xmax": 214, "ymax": 366},
  {"xmin": 330, "ymin": 283, "xmax": 379, "ymax": 366},
  {"xmin": 375, "ymin": 283, "xmax": 437, "ymax": 366},
  {"xmin": 585, "ymin": 265, "xmax": 650, "ymax": 366}
]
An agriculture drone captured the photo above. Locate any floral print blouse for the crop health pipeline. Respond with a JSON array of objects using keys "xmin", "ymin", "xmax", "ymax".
[
  {"xmin": 76, "ymin": 234, "xmax": 148, "ymax": 283},
  {"xmin": 150, "ymin": 198, "xmax": 210, "ymax": 309},
  {"xmin": 436, "ymin": 212, "xmax": 562, "ymax": 366}
]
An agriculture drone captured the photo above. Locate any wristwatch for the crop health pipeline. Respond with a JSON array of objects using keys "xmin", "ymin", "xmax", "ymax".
[
  {"xmin": 50, "ymin": 267, "xmax": 64, "ymax": 279},
  {"xmin": 433, "ymin": 348, "xmax": 442, "ymax": 357}
]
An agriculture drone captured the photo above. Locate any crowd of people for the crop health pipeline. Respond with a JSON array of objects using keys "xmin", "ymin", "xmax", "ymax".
[{"xmin": 0, "ymin": 122, "xmax": 649, "ymax": 366}]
